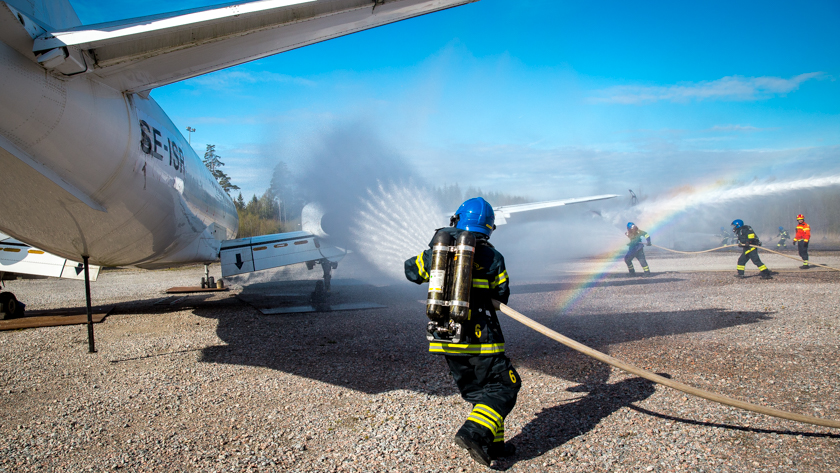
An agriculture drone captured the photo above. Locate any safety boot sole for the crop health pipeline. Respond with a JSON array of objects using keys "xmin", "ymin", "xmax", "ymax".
[{"xmin": 455, "ymin": 434, "xmax": 491, "ymax": 467}]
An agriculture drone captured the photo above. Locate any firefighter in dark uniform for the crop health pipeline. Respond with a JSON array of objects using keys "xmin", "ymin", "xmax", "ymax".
[
  {"xmin": 405, "ymin": 197, "xmax": 520, "ymax": 467},
  {"xmin": 625, "ymin": 222, "xmax": 652, "ymax": 276},
  {"xmin": 731, "ymin": 219, "xmax": 772, "ymax": 279},
  {"xmin": 776, "ymin": 226, "xmax": 790, "ymax": 248},
  {"xmin": 793, "ymin": 214, "xmax": 811, "ymax": 269}
]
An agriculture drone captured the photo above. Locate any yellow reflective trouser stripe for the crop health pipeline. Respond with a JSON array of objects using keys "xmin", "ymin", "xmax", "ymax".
[
  {"xmin": 642, "ymin": 266, "xmax": 649, "ymax": 271},
  {"xmin": 467, "ymin": 404, "xmax": 504, "ymax": 436},
  {"xmin": 474, "ymin": 404, "xmax": 504, "ymax": 428},
  {"xmin": 467, "ymin": 414, "xmax": 496, "ymax": 434},
  {"xmin": 490, "ymin": 270, "xmax": 508, "ymax": 288},
  {"xmin": 416, "ymin": 254, "xmax": 428, "ymax": 280},
  {"xmin": 737, "ymin": 265, "xmax": 746, "ymax": 270},
  {"xmin": 428, "ymin": 343, "xmax": 505, "ymax": 355},
  {"xmin": 745, "ymin": 248, "xmax": 755, "ymax": 255},
  {"xmin": 472, "ymin": 279, "xmax": 489, "ymax": 288},
  {"xmin": 758, "ymin": 265, "xmax": 767, "ymax": 271},
  {"xmin": 494, "ymin": 427, "xmax": 505, "ymax": 442}
]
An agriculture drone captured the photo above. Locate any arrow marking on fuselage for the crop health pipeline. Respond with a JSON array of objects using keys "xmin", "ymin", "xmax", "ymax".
[{"xmin": 235, "ymin": 253, "xmax": 243, "ymax": 270}]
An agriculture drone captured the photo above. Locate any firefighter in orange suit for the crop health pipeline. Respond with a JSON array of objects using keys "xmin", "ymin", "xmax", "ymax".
[{"xmin": 793, "ymin": 214, "xmax": 811, "ymax": 269}]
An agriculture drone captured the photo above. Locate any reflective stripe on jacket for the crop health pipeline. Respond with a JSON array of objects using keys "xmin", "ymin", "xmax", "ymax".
[{"xmin": 795, "ymin": 223, "xmax": 810, "ymax": 242}]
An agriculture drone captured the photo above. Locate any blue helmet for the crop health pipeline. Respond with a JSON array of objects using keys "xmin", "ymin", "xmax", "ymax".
[
  {"xmin": 627, "ymin": 222, "xmax": 636, "ymax": 230},
  {"xmin": 454, "ymin": 197, "xmax": 495, "ymax": 237},
  {"xmin": 779, "ymin": 226, "xmax": 784, "ymax": 231},
  {"xmin": 731, "ymin": 219, "xmax": 744, "ymax": 229}
]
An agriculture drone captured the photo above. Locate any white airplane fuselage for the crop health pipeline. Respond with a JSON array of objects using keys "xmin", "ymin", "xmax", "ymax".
[{"xmin": 0, "ymin": 38, "xmax": 237, "ymax": 268}]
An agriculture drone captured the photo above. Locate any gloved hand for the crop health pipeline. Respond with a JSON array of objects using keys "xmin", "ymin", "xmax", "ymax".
[{"xmin": 646, "ymin": 240, "xmax": 652, "ymax": 246}]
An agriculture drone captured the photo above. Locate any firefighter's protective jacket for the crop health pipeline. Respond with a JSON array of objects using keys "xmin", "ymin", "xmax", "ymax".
[
  {"xmin": 626, "ymin": 228, "xmax": 651, "ymax": 247},
  {"xmin": 795, "ymin": 222, "xmax": 811, "ymax": 242},
  {"xmin": 777, "ymin": 230, "xmax": 790, "ymax": 239},
  {"xmin": 736, "ymin": 225, "xmax": 761, "ymax": 246},
  {"xmin": 405, "ymin": 227, "xmax": 510, "ymax": 357}
]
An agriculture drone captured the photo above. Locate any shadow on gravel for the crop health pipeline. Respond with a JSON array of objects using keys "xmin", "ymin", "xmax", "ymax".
[
  {"xmin": 496, "ymin": 377, "xmax": 657, "ymax": 470},
  {"xmin": 628, "ymin": 405, "xmax": 840, "ymax": 439},
  {"xmin": 197, "ymin": 279, "xmax": 461, "ymax": 395},
  {"xmin": 509, "ymin": 308, "xmax": 773, "ymax": 386},
  {"xmin": 513, "ymin": 277, "xmax": 686, "ymax": 296}
]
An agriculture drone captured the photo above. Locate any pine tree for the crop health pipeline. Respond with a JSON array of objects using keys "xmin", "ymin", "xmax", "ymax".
[{"xmin": 203, "ymin": 144, "xmax": 240, "ymax": 195}]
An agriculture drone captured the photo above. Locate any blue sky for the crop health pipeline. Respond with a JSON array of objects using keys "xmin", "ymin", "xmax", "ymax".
[{"xmin": 70, "ymin": 0, "xmax": 840, "ymax": 201}]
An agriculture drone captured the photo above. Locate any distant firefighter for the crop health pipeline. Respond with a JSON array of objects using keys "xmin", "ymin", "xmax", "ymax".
[
  {"xmin": 793, "ymin": 214, "xmax": 811, "ymax": 269},
  {"xmin": 731, "ymin": 219, "xmax": 772, "ymax": 279},
  {"xmin": 625, "ymin": 222, "xmax": 651, "ymax": 276},
  {"xmin": 718, "ymin": 226, "xmax": 734, "ymax": 246},
  {"xmin": 776, "ymin": 226, "xmax": 790, "ymax": 248}
]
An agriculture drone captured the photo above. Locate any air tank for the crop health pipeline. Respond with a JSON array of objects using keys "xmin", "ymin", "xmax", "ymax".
[
  {"xmin": 448, "ymin": 231, "xmax": 475, "ymax": 322},
  {"xmin": 425, "ymin": 229, "xmax": 453, "ymax": 321}
]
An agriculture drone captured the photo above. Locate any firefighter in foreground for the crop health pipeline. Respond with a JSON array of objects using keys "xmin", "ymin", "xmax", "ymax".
[
  {"xmin": 404, "ymin": 197, "xmax": 520, "ymax": 467},
  {"xmin": 731, "ymin": 219, "xmax": 773, "ymax": 279},
  {"xmin": 793, "ymin": 214, "xmax": 811, "ymax": 269},
  {"xmin": 625, "ymin": 222, "xmax": 652, "ymax": 276},
  {"xmin": 776, "ymin": 226, "xmax": 790, "ymax": 248}
]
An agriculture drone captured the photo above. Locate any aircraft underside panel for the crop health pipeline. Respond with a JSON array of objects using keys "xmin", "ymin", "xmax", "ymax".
[
  {"xmin": 220, "ymin": 231, "xmax": 346, "ymax": 278},
  {"xmin": 0, "ymin": 234, "xmax": 100, "ymax": 281}
]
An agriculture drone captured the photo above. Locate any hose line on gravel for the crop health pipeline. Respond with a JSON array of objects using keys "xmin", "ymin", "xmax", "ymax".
[
  {"xmin": 650, "ymin": 244, "xmax": 840, "ymax": 272},
  {"xmin": 492, "ymin": 301, "xmax": 840, "ymax": 429}
]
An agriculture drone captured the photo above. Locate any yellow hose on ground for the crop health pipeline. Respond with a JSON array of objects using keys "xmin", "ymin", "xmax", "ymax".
[
  {"xmin": 650, "ymin": 244, "xmax": 840, "ymax": 272},
  {"xmin": 493, "ymin": 301, "xmax": 840, "ymax": 429}
]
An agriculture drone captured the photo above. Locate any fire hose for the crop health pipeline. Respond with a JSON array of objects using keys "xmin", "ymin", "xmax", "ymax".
[
  {"xmin": 651, "ymin": 244, "xmax": 840, "ymax": 272},
  {"xmin": 492, "ymin": 300, "xmax": 840, "ymax": 429}
]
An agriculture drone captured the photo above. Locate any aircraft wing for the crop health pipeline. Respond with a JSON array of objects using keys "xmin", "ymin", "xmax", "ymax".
[
  {"xmin": 446, "ymin": 194, "xmax": 619, "ymax": 225},
  {"xmin": 220, "ymin": 230, "xmax": 347, "ymax": 277},
  {"xmin": 32, "ymin": 0, "xmax": 479, "ymax": 93},
  {"xmin": 0, "ymin": 233, "xmax": 101, "ymax": 281}
]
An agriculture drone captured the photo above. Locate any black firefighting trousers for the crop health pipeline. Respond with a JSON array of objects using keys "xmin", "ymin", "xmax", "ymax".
[
  {"xmin": 737, "ymin": 246, "xmax": 768, "ymax": 275},
  {"xmin": 797, "ymin": 240, "xmax": 810, "ymax": 265},
  {"xmin": 446, "ymin": 354, "xmax": 521, "ymax": 448},
  {"xmin": 624, "ymin": 244, "xmax": 649, "ymax": 273}
]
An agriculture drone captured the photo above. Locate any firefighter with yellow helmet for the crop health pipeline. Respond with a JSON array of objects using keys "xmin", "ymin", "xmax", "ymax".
[{"xmin": 404, "ymin": 197, "xmax": 520, "ymax": 467}]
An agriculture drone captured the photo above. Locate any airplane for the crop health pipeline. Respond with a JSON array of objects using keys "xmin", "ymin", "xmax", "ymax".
[
  {"xmin": 0, "ymin": 0, "xmax": 480, "ymax": 325},
  {"xmin": 0, "ymin": 0, "xmax": 617, "ymax": 345}
]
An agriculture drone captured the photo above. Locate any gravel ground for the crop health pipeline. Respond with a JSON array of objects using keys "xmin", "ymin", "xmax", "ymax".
[{"xmin": 1, "ymin": 253, "xmax": 839, "ymax": 472}]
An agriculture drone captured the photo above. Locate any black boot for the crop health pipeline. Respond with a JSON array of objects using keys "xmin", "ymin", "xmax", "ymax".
[
  {"xmin": 488, "ymin": 441, "xmax": 516, "ymax": 459},
  {"xmin": 454, "ymin": 429, "xmax": 491, "ymax": 467},
  {"xmin": 760, "ymin": 271, "xmax": 773, "ymax": 279},
  {"xmin": 734, "ymin": 273, "xmax": 745, "ymax": 279}
]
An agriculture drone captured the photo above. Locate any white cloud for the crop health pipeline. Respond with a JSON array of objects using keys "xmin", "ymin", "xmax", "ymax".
[
  {"xmin": 709, "ymin": 124, "xmax": 763, "ymax": 132},
  {"xmin": 190, "ymin": 70, "xmax": 316, "ymax": 89},
  {"xmin": 591, "ymin": 72, "xmax": 823, "ymax": 104}
]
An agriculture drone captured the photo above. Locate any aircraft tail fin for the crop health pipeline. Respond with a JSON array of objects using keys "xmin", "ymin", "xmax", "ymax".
[
  {"xmin": 0, "ymin": 234, "xmax": 100, "ymax": 281},
  {"xmin": 32, "ymin": 0, "xmax": 479, "ymax": 93},
  {"xmin": 220, "ymin": 231, "xmax": 346, "ymax": 278}
]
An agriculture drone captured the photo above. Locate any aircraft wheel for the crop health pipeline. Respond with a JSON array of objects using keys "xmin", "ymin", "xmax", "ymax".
[{"xmin": 0, "ymin": 292, "xmax": 19, "ymax": 320}]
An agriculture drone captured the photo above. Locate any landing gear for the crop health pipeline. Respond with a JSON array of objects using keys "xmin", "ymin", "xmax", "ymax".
[
  {"xmin": 307, "ymin": 259, "xmax": 338, "ymax": 303},
  {"xmin": 0, "ymin": 292, "xmax": 24, "ymax": 320},
  {"xmin": 200, "ymin": 263, "xmax": 216, "ymax": 288}
]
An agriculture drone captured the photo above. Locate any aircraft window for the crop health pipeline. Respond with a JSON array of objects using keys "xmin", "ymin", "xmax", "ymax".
[
  {"xmin": 274, "ymin": 243, "xmax": 288, "ymax": 248},
  {"xmin": 294, "ymin": 240, "xmax": 308, "ymax": 245},
  {"xmin": 253, "ymin": 246, "xmax": 267, "ymax": 251}
]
